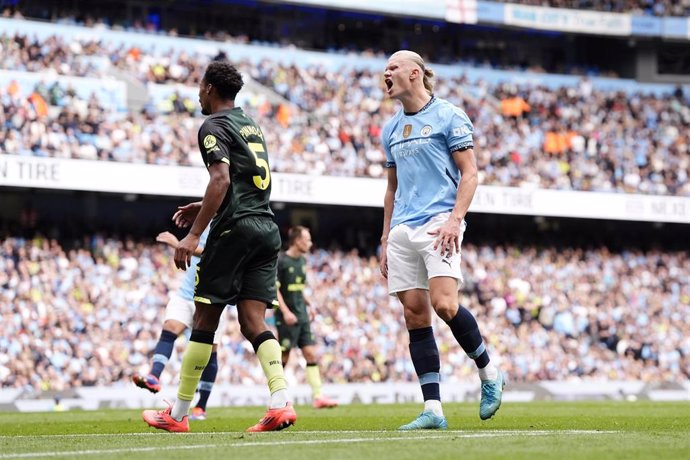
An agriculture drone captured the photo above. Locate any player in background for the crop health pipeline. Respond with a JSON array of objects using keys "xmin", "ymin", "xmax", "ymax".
[
  {"xmin": 132, "ymin": 226, "xmax": 228, "ymax": 420},
  {"xmin": 275, "ymin": 226, "xmax": 338, "ymax": 409},
  {"xmin": 142, "ymin": 60, "xmax": 294, "ymax": 433},
  {"xmin": 379, "ymin": 50, "xmax": 504, "ymax": 430}
]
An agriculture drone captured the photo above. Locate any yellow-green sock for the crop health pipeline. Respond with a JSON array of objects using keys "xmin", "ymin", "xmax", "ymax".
[
  {"xmin": 256, "ymin": 338, "xmax": 287, "ymax": 394},
  {"xmin": 178, "ymin": 340, "xmax": 212, "ymax": 402},
  {"xmin": 306, "ymin": 363, "xmax": 323, "ymax": 399}
]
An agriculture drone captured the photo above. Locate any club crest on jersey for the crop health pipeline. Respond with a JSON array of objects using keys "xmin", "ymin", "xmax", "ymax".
[
  {"xmin": 203, "ymin": 134, "xmax": 220, "ymax": 152},
  {"xmin": 402, "ymin": 124, "xmax": 412, "ymax": 138},
  {"xmin": 421, "ymin": 125, "xmax": 432, "ymax": 137}
]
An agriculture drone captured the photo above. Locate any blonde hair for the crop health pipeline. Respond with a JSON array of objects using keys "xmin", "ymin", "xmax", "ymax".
[{"xmin": 392, "ymin": 50, "xmax": 435, "ymax": 95}]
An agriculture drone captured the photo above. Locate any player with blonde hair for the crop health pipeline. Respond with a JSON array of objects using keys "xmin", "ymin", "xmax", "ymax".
[{"xmin": 380, "ymin": 50, "xmax": 504, "ymax": 430}]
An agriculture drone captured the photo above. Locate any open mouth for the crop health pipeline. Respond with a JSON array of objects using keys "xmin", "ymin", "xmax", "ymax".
[{"xmin": 385, "ymin": 78, "xmax": 394, "ymax": 92}]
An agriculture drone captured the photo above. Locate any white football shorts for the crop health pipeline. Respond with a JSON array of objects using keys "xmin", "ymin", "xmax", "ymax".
[
  {"xmin": 163, "ymin": 292, "xmax": 229, "ymax": 344},
  {"xmin": 386, "ymin": 212, "xmax": 466, "ymax": 295}
]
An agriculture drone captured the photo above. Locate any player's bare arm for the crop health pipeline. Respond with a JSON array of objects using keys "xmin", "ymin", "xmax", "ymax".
[
  {"xmin": 303, "ymin": 291, "xmax": 316, "ymax": 321},
  {"xmin": 173, "ymin": 201, "xmax": 202, "ymax": 228},
  {"xmin": 276, "ymin": 290, "xmax": 298, "ymax": 326},
  {"xmin": 380, "ymin": 166, "xmax": 397, "ymax": 278},
  {"xmin": 174, "ymin": 162, "xmax": 230, "ymax": 270},
  {"xmin": 156, "ymin": 231, "xmax": 204, "ymax": 257},
  {"xmin": 429, "ymin": 148, "xmax": 478, "ymax": 257}
]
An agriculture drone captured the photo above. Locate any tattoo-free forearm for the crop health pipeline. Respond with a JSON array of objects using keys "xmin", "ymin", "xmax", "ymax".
[
  {"xmin": 450, "ymin": 169, "xmax": 477, "ymax": 222},
  {"xmin": 381, "ymin": 188, "xmax": 394, "ymax": 242},
  {"xmin": 276, "ymin": 290, "xmax": 291, "ymax": 315},
  {"xmin": 381, "ymin": 168, "xmax": 397, "ymax": 242}
]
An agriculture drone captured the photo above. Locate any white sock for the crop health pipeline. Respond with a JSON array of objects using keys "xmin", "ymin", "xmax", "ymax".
[
  {"xmin": 424, "ymin": 399, "xmax": 444, "ymax": 417},
  {"xmin": 269, "ymin": 389, "xmax": 289, "ymax": 409},
  {"xmin": 171, "ymin": 399, "xmax": 191, "ymax": 421},
  {"xmin": 478, "ymin": 362, "xmax": 498, "ymax": 381}
]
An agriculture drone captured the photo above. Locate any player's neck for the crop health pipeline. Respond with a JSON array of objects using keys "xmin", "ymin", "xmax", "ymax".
[
  {"xmin": 286, "ymin": 247, "xmax": 303, "ymax": 258},
  {"xmin": 400, "ymin": 92, "xmax": 432, "ymax": 115},
  {"xmin": 210, "ymin": 100, "xmax": 235, "ymax": 114}
]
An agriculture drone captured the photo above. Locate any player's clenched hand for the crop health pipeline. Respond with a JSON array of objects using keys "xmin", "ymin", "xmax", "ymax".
[
  {"xmin": 428, "ymin": 217, "xmax": 461, "ymax": 257},
  {"xmin": 173, "ymin": 201, "xmax": 202, "ymax": 228},
  {"xmin": 174, "ymin": 233, "xmax": 200, "ymax": 270}
]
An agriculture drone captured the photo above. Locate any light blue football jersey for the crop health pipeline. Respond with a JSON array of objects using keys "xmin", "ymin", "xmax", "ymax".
[
  {"xmin": 382, "ymin": 96, "xmax": 474, "ymax": 228},
  {"xmin": 178, "ymin": 226, "xmax": 210, "ymax": 300}
]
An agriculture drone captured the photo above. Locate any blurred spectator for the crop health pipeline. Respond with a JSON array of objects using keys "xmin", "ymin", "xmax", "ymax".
[
  {"xmin": 1, "ymin": 236, "xmax": 687, "ymax": 392},
  {"xmin": 2, "ymin": 50, "xmax": 688, "ymax": 195}
]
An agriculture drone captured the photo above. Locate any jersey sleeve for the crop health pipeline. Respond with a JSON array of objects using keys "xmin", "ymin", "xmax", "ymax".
[
  {"xmin": 198, "ymin": 118, "xmax": 233, "ymax": 167},
  {"xmin": 446, "ymin": 106, "xmax": 474, "ymax": 153}
]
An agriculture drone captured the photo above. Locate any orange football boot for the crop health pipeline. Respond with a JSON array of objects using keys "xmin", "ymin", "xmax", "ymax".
[
  {"xmin": 246, "ymin": 403, "xmax": 297, "ymax": 432},
  {"xmin": 142, "ymin": 400, "xmax": 189, "ymax": 433}
]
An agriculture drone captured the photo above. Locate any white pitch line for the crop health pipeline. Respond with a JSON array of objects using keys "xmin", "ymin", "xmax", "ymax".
[
  {"xmin": 0, "ymin": 431, "xmax": 618, "ymax": 459},
  {"xmin": 1, "ymin": 429, "xmax": 617, "ymax": 440}
]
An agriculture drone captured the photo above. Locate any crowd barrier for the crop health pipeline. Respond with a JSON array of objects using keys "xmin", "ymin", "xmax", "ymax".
[{"xmin": 2, "ymin": 381, "xmax": 688, "ymax": 412}]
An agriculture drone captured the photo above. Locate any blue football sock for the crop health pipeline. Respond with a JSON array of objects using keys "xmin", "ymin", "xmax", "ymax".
[
  {"xmin": 408, "ymin": 327, "xmax": 441, "ymax": 401},
  {"xmin": 446, "ymin": 306, "xmax": 490, "ymax": 369},
  {"xmin": 150, "ymin": 329, "xmax": 178, "ymax": 378},
  {"xmin": 196, "ymin": 351, "xmax": 218, "ymax": 411}
]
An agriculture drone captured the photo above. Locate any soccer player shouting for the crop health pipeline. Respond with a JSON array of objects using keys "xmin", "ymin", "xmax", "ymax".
[
  {"xmin": 379, "ymin": 50, "xmax": 504, "ymax": 430},
  {"xmin": 142, "ymin": 61, "xmax": 295, "ymax": 433}
]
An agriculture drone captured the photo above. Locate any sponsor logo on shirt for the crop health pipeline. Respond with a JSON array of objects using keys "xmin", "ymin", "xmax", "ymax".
[
  {"xmin": 453, "ymin": 125, "xmax": 471, "ymax": 137},
  {"xmin": 203, "ymin": 134, "xmax": 220, "ymax": 152},
  {"xmin": 390, "ymin": 137, "xmax": 432, "ymax": 160}
]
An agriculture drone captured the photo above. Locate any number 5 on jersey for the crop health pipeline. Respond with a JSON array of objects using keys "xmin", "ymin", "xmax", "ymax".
[{"xmin": 248, "ymin": 142, "xmax": 271, "ymax": 190}]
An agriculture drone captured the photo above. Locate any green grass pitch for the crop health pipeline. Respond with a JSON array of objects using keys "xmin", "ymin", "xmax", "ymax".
[{"xmin": 2, "ymin": 402, "xmax": 689, "ymax": 459}]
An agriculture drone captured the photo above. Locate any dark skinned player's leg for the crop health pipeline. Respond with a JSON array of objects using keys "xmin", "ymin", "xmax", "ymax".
[
  {"xmin": 238, "ymin": 299, "xmax": 289, "ymax": 409},
  {"xmin": 170, "ymin": 303, "xmax": 223, "ymax": 421}
]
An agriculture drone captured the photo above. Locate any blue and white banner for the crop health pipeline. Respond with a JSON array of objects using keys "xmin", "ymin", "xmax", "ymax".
[
  {"xmin": 1, "ymin": 156, "xmax": 689, "ymax": 224},
  {"xmin": 271, "ymin": 1, "xmax": 690, "ymax": 40},
  {"xmin": 503, "ymin": 3, "xmax": 631, "ymax": 36}
]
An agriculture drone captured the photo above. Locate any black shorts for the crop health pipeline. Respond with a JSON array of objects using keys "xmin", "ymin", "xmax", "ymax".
[
  {"xmin": 276, "ymin": 320, "xmax": 316, "ymax": 351},
  {"xmin": 194, "ymin": 215, "xmax": 281, "ymax": 307}
]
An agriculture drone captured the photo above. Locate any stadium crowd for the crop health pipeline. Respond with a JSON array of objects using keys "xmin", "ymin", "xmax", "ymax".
[
  {"xmin": 5, "ymin": 1, "xmax": 690, "ymax": 26},
  {"xmin": 494, "ymin": 0, "xmax": 690, "ymax": 17},
  {"xmin": 2, "ymin": 30, "xmax": 689, "ymax": 195},
  {"xmin": 1, "ymin": 235, "xmax": 688, "ymax": 392}
]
